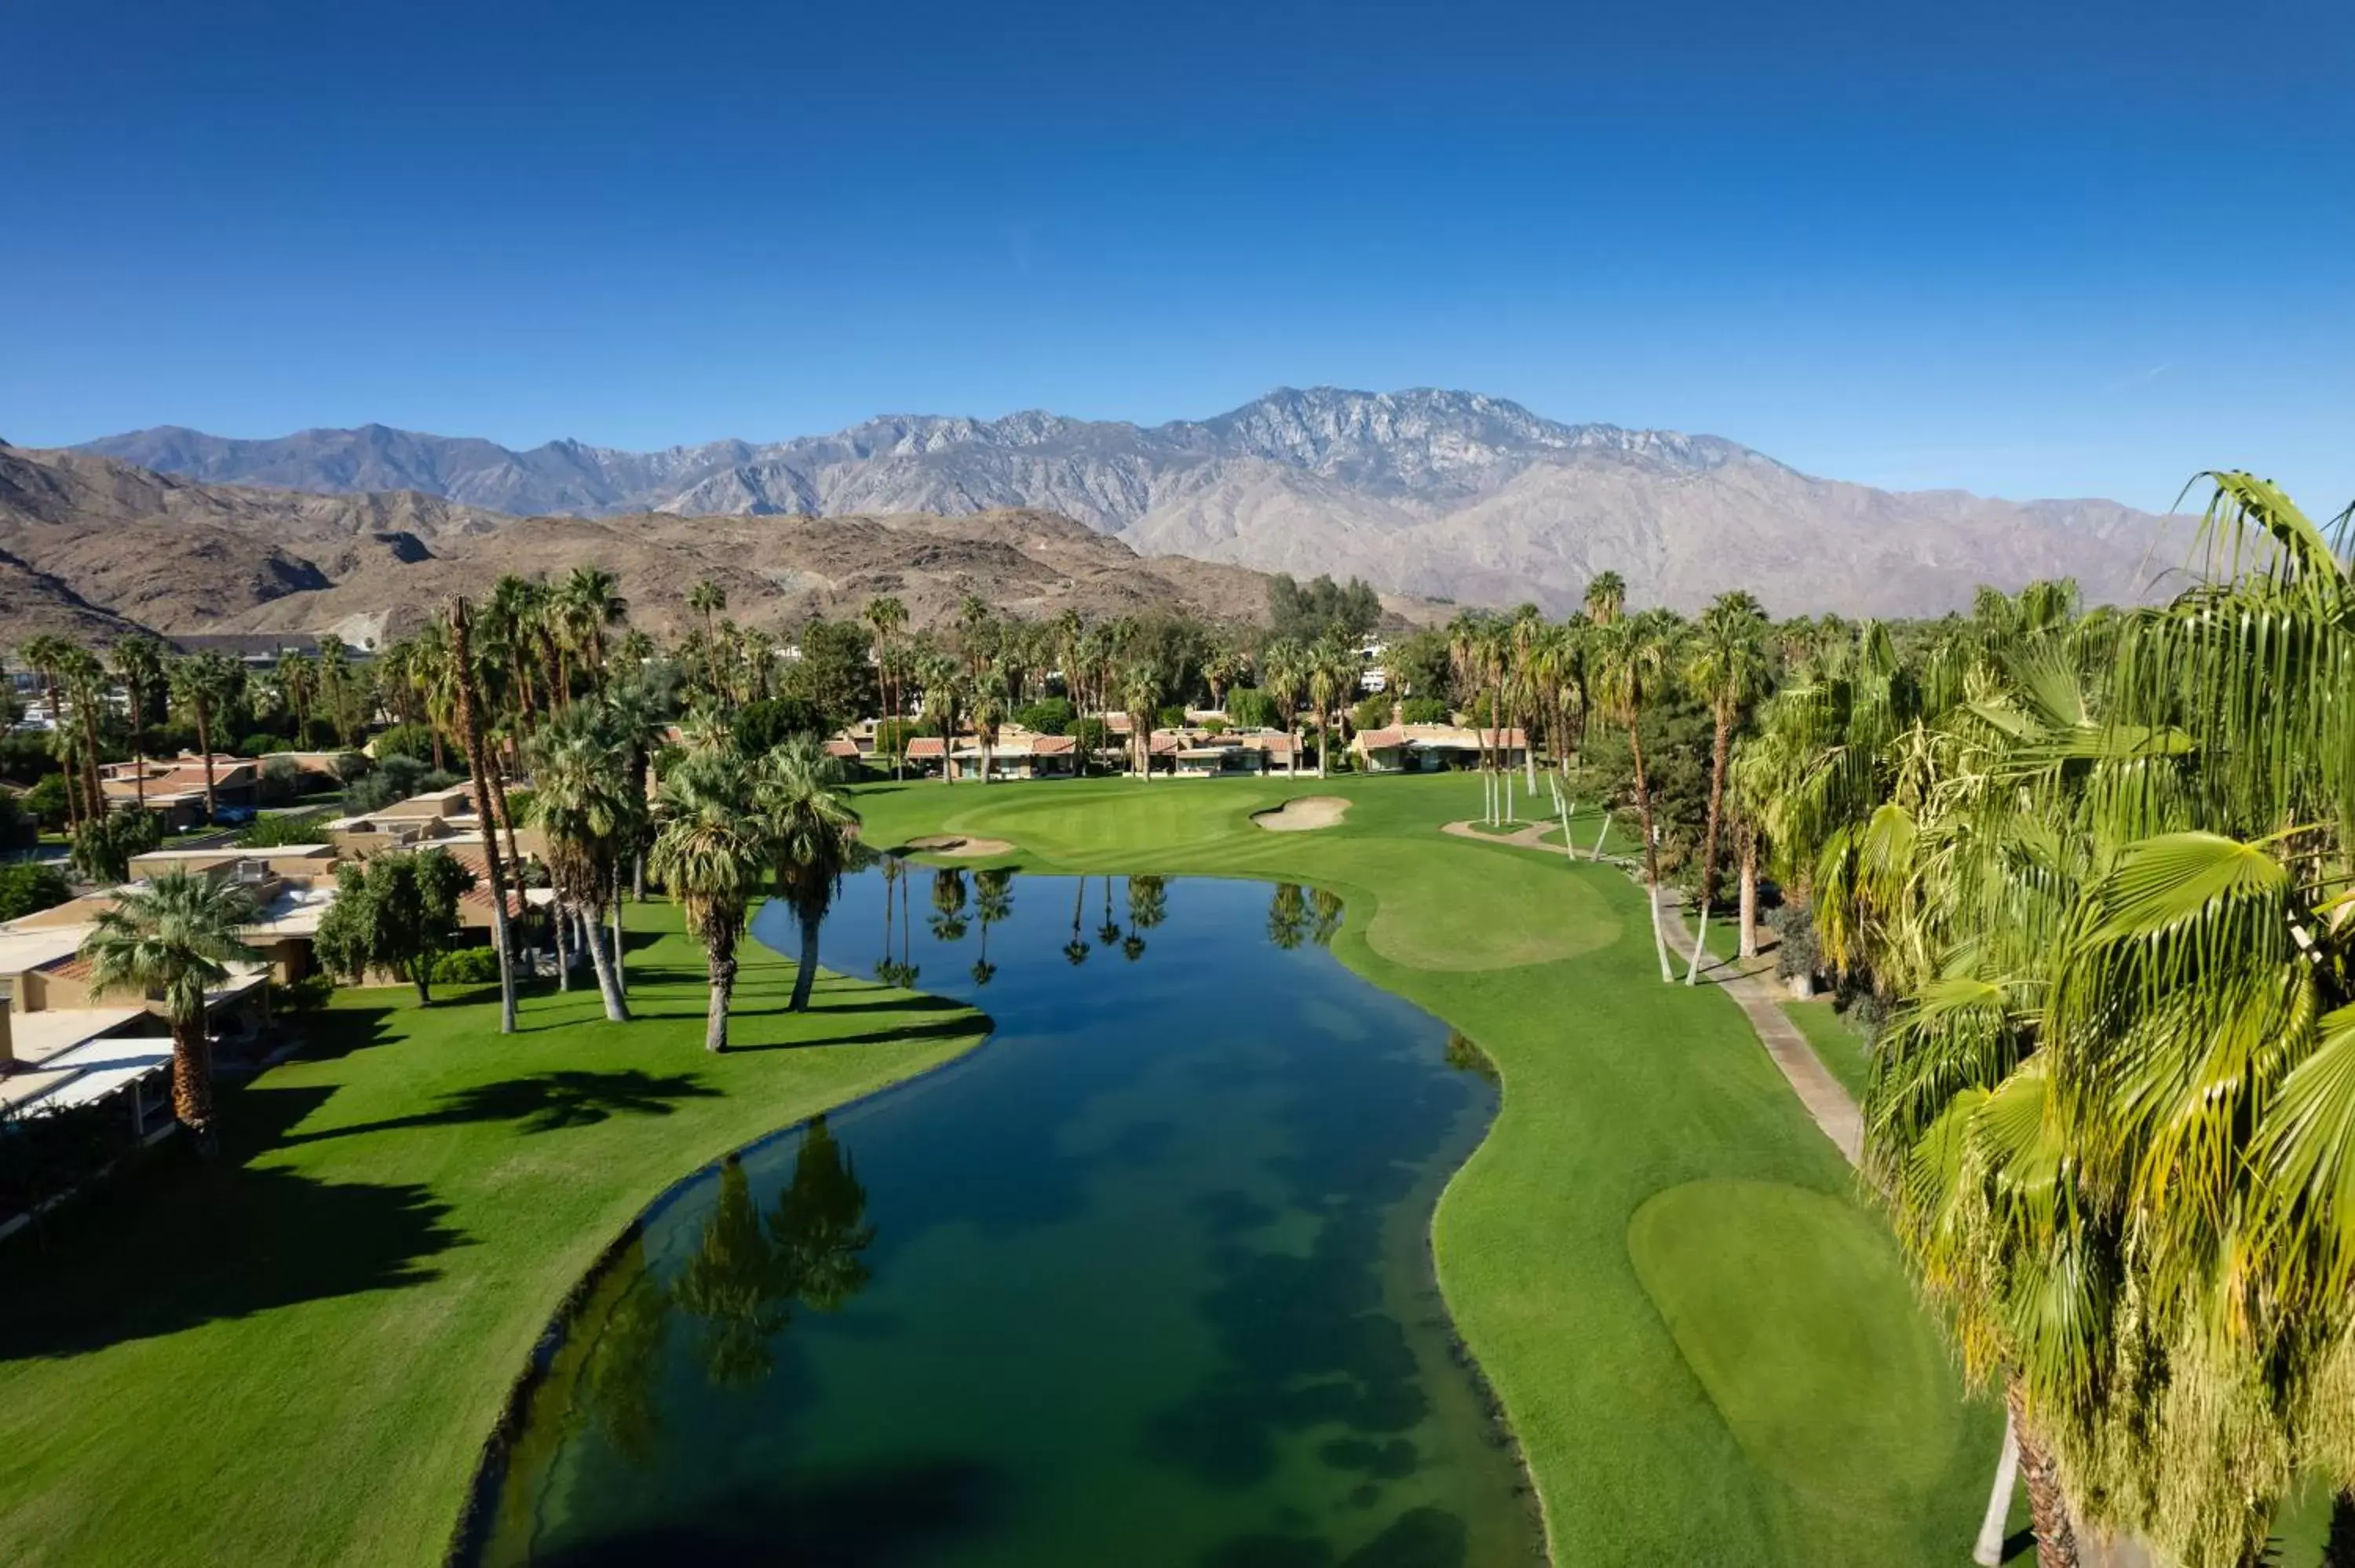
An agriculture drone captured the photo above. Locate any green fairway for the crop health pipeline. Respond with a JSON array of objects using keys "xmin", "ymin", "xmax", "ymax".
[
  {"xmin": 1782, "ymin": 996, "xmax": 1875, "ymax": 1100},
  {"xmin": 856, "ymin": 773, "xmax": 2001, "ymax": 1565},
  {"xmin": 0, "ymin": 911, "xmax": 988, "ymax": 1568}
]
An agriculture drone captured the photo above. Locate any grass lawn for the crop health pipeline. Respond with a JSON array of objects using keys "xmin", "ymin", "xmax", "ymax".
[
  {"xmin": 854, "ymin": 772, "xmax": 2003, "ymax": 1565},
  {"xmin": 0, "ymin": 910, "xmax": 988, "ymax": 1568},
  {"xmin": 1781, "ymin": 997, "xmax": 1875, "ymax": 1102}
]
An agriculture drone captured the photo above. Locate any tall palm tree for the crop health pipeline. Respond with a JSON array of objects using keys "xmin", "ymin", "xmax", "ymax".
[
  {"xmin": 649, "ymin": 747, "xmax": 771, "ymax": 1051},
  {"xmin": 688, "ymin": 578, "xmax": 727, "ymax": 641},
  {"xmin": 557, "ymin": 566, "xmax": 629, "ymax": 692},
  {"xmin": 53, "ymin": 644, "xmax": 109, "ymax": 830},
  {"xmin": 167, "ymin": 653, "xmax": 236, "ymax": 826},
  {"xmin": 524, "ymin": 706, "xmax": 634, "ymax": 1021},
  {"xmin": 756, "ymin": 738, "xmax": 860, "ymax": 1012},
  {"xmin": 864, "ymin": 596, "xmax": 909, "ymax": 776},
  {"xmin": 80, "ymin": 870, "xmax": 258, "ymax": 1158},
  {"xmin": 110, "ymin": 633, "xmax": 165, "ymax": 815},
  {"xmin": 1591, "ymin": 612, "xmax": 1678, "ymax": 981},
  {"xmin": 969, "ymin": 665, "xmax": 1011, "ymax": 783},
  {"xmin": 918, "ymin": 652, "xmax": 966, "ymax": 784},
  {"xmin": 1681, "ymin": 590, "xmax": 1773, "ymax": 983},
  {"xmin": 1120, "ymin": 662, "xmax": 1160, "ymax": 781},
  {"xmin": 276, "ymin": 649, "xmax": 316, "ymax": 743},
  {"xmin": 445, "ymin": 598, "xmax": 519, "ymax": 1034},
  {"xmin": 1307, "ymin": 636, "xmax": 1356, "ymax": 779},
  {"xmin": 1260, "ymin": 639, "xmax": 1305, "ymax": 777}
]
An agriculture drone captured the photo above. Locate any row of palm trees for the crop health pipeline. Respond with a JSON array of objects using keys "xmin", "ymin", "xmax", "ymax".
[{"xmin": 1717, "ymin": 476, "xmax": 2355, "ymax": 1566}]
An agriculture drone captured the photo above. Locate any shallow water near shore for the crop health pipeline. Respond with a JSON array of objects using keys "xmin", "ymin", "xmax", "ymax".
[{"xmin": 468, "ymin": 866, "xmax": 1538, "ymax": 1567}]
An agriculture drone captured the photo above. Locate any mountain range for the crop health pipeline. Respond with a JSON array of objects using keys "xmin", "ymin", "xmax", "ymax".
[
  {"xmin": 0, "ymin": 440, "xmax": 1389, "ymax": 647},
  {"xmin": 77, "ymin": 387, "xmax": 2186, "ymax": 618}
]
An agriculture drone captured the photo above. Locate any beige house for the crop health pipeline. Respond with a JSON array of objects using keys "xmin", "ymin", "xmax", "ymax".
[{"xmin": 1352, "ymin": 724, "xmax": 1529, "ymax": 774}]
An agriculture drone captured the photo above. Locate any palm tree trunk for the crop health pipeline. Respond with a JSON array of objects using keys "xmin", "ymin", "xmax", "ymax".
[
  {"xmin": 448, "ymin": 601, "xmax": 517, "ymax": 1034},
  {"xmin": 790, "ymin": 904, "xmax": 822, "ymax": 1012},
  {"xmin": 2007, "ymin": 1380, "xmax": 2080, "ymax": 1568},
  {"xmin": 1737, "ymin": 830, "xmax": 1761, "ymax": 959},
  {"xmin": 553, "ymin": 904, "xmax": 572, "ymax": 990},
  {"xmin": 169, "ymin": 1013, "xmax": 218, "ymax": 1158},
  {"xmin": 1685, "ymin": 708, "xmax": 1734, "ymax": 985},
  {"xmin": 1974, "ymin": 1407, "xmax": 2022, "ymax": 1566},
  {"xmin": 611, "ymin": 864, "xmax": 628, "ymax": 997},
  {"xmin": 1630, "ymin": 724, "xmax": 1674, "ymax": 983},
  {"xmin": 197, "ymin": 707, "xmax": 217, "ymax": 825},
  {"xmin": 582, "ymin": 899, "xmax": 630, "ymax": 1022},
  {"xmin": 704, "ymin": 939, "xmax": 736, "ymax": 1052}
]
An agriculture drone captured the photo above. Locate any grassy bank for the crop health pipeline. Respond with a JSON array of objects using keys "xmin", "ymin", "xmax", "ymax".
[
  {"xmin": 850, "ymin": 771, "xmax": 2003, "ymax": 1565},
  {"xmin": 0, "ymin": 910, "xmax": 988, "ymax": 1567}
]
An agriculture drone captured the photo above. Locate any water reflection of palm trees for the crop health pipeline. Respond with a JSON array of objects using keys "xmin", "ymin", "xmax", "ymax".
[
  {"xmin": 1266, "ymin": 883, "xmax": 1309, "ymax": 950},
  {"xmin": 1096, "ymin": 877, "xmax": 1121, "ymax": 949},
  {"xmin": 1064, "ymin": 875, "xmax": 1090, "ymax": 966},
  {"xmin": 928, "ymin": 866, "xmax": 969, "ymax": 943},
  {"xmin": 875, "ymin": 855, "xmax": 919, "ymax": 988},
  {"xmin": 1309, "ymin": 888, "xmax": 1343, "ymax": 947},
  {"xmin": 672, "ymin": 1116, "xmax": 875, "ymax": 1389},
  {"xmin": 1122, "ymin": 874, "xmax": 1164, "ymax": 963},
  {"xmin": 970, "ymin": 868, "xmax": 1012, "ymax": 986}
]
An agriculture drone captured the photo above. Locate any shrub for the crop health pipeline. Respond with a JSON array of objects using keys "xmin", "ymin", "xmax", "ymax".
[
  {"xmin": 0, "ymin": 861, "xmax": 72, "ymax": 921},
  {"xmin": 71, "ymin": 809, "xmax": 162, "ymax": 882},
  {"xmin": 239, "ymin": 731, "xmax": 294, "ymax": 757},
  {"xmin": 259, "ymin": 754, "xmax": 303, "ymax": 803},
  {"xmin": 333, "ymin": 749, "xmax": 374, "ymax": 782},
  {"xmin": 24, "ymin": 773, "xmax": 71, "ymax": 829},
  {"xmin": 345, "ymin": 754, "xmax": 436, "ymax": 814},
  {"xmin": 1769, "ymin": 903, "xmax": 1820, "ymax": 984},
  {"xmin": 1155, "ymin": 704, "xmax": 1188, "ymax": 730},
  {"xmin": 732, "ymin": 698, "xmax": 827, "ymax": 757},
  {"xmin": 1013, "ymin": 697, "xmax": 1075, "ymax": 736},
  {"xmin": 1199, "ymin": 717, "xmax": 1227, "ymax": 735},
  {"xmin": 1351, "ymin": 694, "xmax": 1394, "ymax": 733},
  {"xmin": 429, "ymin": 946, "xmax": 502, "ymax": 985},
  {"xmin": 1225, "ymin": 687, "xmax": 1281, "ymax": 731},
  {"xmin": 239, "ymin": 809, "xmax": 333, "ymax": 848},
  {"xmin": 275, "ymin": 973, "xmax": 334, "ymax": 1013},
  {"xmin": 1400, "ymin": 695, "xmax": 1450, "ymax": 725},
  {"xmin": 372, "ymin": 724, "xmax": 436, "ymax": 764}
]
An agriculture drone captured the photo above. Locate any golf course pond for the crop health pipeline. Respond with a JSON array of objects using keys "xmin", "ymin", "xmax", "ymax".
[{"xmin": 462, "ymin": 863, "xmax": 1541, "ymax": 1567}]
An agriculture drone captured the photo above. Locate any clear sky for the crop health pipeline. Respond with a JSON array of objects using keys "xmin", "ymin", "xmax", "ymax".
[{"xmin": 5, "ymin": 0, "xmax": 2349, "ymax": 512}]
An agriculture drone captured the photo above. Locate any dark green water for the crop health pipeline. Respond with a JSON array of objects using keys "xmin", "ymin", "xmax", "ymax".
[{"xmin": 468, "ymin": 866, "xmax": 1536, "ymax": 1567}]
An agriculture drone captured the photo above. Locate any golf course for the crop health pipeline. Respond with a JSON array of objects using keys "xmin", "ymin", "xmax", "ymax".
[{"xmin": 0, "ymin": 771, "xmax": 1997, "ymax": 1566}]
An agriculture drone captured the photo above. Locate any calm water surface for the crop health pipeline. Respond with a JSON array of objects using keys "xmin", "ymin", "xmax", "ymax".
[{"xmin": 471, "ymin": 865, "xmax": 1536, "ymax": 1567}]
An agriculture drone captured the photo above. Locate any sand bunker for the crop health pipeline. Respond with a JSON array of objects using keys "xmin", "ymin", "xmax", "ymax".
[
  {"xmin": 1251, "ymin": 796, "xmax": 1350, "ymax": 833},
  {"xmin": 905, "ymin": 833, "xmax": 1017, "ymax": 859}
]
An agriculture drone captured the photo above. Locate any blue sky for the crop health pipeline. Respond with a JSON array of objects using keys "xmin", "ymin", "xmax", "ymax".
[{"xmin": 5, "ymin": 0, "xmax": 2349, "ymax": 512}]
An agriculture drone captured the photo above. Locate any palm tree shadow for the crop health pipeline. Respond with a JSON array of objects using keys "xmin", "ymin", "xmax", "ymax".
[
  {"xmin": 728, "ymin": 1017, "xmax": 981, "ymax": 1053},
  {"xmin": 279, "ymin": 1070, "xmax": 723, "ymax": 1143},
  {"xmin": 0, "ymin": 1082, "xmax": 462, "ymax": 1360}
]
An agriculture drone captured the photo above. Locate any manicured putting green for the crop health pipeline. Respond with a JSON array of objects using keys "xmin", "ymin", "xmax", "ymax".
[{"xmin": 1628, "ymin": 1179, "xmax": 1963, "ymax": 1508}]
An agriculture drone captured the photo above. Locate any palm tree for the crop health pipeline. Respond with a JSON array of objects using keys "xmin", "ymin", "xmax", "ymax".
[
  {"xmin": 1306, "ymin": 636, "xmax": 1356, "ymax": 779},
  {"xmin": 1583, "ymin": 570, "xmax": 1627, "ymax": 625},
  {"xmin": 1119, "ymin": 662, "xmax": 1160, "ymax": 781},
  {"xmin": 110, "ymin": 634, "xmax": 165, "ymax": 815},
  {"xmin": 276, "ymin": 648, "xmax": 317, "ymax": 743},
  {"xmin": 80, "ymin": 870, "xmax": 259, "ymax": 1158},
  {"xmin": 969, "ymin": 665, "xmax": 1011, "ymax": 783},
  {"xmin": 863, "ymin": 596, "xmax": 908, "ymax": 775},
  {"xmin": 557, "ymin": 567, "xmax": 629, "ymax": 692},
  {"xmin": 755, "ymin": 738, "xmax": 860, "ymax": 1012},
  {"xmin": 1591, "ymin": 612, "xmax": 1678, "ymax": 982},
  {"xmin": 1681, "ymin": 591, "xmax": 1773, "ymax": 983},
  {"xmin": 167, "ymin": 653, "xmax": 236, "ymax": 826},
  {"xmin": 688, "ymin": 578, "xmax": 727, "ymax": 641},
  {"xmin": 523, "ymin": 706, "xmax": 633, "ymax": 1021},
  {"xmin": 1260, "ymin": 639, "xmax": 1306, "ymax": 777},
  {"xmin": 918, "ymin": 653, "xmax": 967, "ymax": 784},
  {"xmin": 445, "ymin": 598, "xmax": 519, "ymax": 1034},
  {"xmin": 649, "ymin": 747, "xmax": 771, "ymax": 1051},
  {"xmin": 53, "ymin": 644, "xmax": 109, "ymax": 831}
]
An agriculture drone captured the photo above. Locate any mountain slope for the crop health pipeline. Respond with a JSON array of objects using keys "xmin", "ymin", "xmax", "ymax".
[
  {"xmin": 80, "ymin": 388, "xmax": 2185, "ymax": 615},
  {"xmin": 0, "ymin": 442, "xmax": 1406, "ymax": 646}
]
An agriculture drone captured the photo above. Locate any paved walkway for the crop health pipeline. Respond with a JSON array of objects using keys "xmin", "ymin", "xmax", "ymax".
[{"xmin": 1442, "ymin": 819, "xmax": 1863, "ymax": 1167}]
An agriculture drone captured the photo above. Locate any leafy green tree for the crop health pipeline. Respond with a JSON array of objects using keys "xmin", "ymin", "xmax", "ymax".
[
  {"xmin": 0, "ymin": 862, "xmax": 71, "ymax": 921},
  {"xmin": 1014, "ymin": 696, "xmax": 1075, "ymax": 735},
  {"xmin": 313, "ymin": 848, "xmax": 476, "ymax": 1005},
  {"xmin": 79, "ymin": 870, "xmax": 260, "ymax": 1156},
  {"xmin": 780, "ymin": 618, "xmax": 875, "ymax": 733},
  {"xmin": 71, "ymin": 808, "xmax": 161, "ymax": 884},
  {"xmin": 1267, "ymin": 573, "xmax": 1380, "ymax": 645},
  {"xmin": 1225, "ymin": 687, "xmax": 1281, "ymax": 731}
]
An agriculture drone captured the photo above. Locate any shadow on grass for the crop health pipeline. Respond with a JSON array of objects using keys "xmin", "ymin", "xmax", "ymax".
[
  {"xmin": 726, "ymin": 1016, "xmax": 981, "ymax": 1053},
  {"xmin": 279, "ymin": 1069, "xmax": 723, "ymax": 1145},
  {"xmin": 0, "ymin": 1081, "xmax": 462, "ymax": 1360}
]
